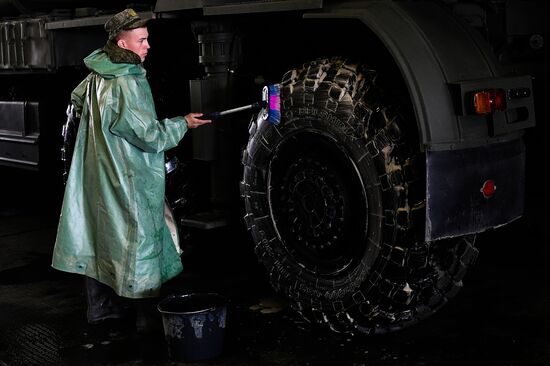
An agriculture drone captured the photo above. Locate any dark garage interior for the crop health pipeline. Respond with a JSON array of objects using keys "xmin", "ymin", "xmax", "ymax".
[{"xmin": 1, "ymin": 1, "xmax": 550, "ymax": 365}]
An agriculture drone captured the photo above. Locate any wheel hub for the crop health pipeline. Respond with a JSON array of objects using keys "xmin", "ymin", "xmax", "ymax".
[
  {"xmin": 268, "ymin": 129, "xmax": 367, "ymax": 276},
  {"xmin": 283, "ymin": 158, "xmax": 344, "ymax": 254}
]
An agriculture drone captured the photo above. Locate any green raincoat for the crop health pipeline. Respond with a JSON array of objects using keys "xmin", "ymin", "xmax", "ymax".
[{"xmin": 52, "ymin": 47, "xmax": 188, "ymax": 298}]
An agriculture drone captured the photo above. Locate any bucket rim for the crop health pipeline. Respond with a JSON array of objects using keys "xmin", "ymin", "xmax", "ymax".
[{"xmin": 157, "ymin": 292, "xmax": 227, "ymax": 315}]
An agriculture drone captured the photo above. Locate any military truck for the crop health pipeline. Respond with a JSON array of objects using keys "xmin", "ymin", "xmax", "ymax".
[{"xmin": 0, "ymin": 0, "xmax": 545, "ymax": 334}]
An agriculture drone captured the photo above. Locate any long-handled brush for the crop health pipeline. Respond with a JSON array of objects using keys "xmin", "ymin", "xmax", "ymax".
[{"xmin": 200, "ymin": 84, "xmax": 281, "ymax": 125}]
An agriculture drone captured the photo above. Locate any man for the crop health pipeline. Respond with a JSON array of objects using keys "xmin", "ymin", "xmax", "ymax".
[{"xmin": 51, "ymin": 8, "xmax": 210, "ymax": 334}]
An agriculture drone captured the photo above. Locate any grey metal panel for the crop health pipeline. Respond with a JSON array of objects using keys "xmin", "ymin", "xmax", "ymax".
[
  {"xmin": 154, "ymin": 0, "xmax": 322, "ymax": 14},
  {"xmin": 0, "ymin": 102, "xmax": 25, "ymax": 136},
  {"xmin": 306, "ymin": 1, "xmax": 501, "ymax": 149},
  {"xmin": 21, "ymin": 19, "xmax": 52, "ymax": 69},
  {"xmin": 1, "ymin": 18, "xmax": 52, "ymax": 70},
  {"xmin": 0, "ymin": 137, "xmax": 39, "ymax": 168},
  {"xmin": 203, "ymin": 0, "xmax": 322, "ymax": 15},
  {"xmin": 0, "ymin": 101, "xmax": 39, "ymax": 137},
  {"xmin": 45, "ymin": 11, "xmax": 154, "ymax": 30},
  {"xmin": 155, "ymin": 0, "xmax": 203, "ymax": 12},
  {"xmin": 0, "ymin": 100, "xmax": 40, "ymax": 168}
]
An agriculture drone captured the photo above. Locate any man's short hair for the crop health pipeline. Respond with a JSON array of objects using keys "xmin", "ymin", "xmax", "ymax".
[{"xmin": 104, "ymin": 8, "xmax": 148, "ymax": 40}]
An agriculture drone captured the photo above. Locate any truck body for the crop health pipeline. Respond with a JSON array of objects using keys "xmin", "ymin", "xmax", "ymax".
[{"xmin": 0, "ymin": 0, "xmax": 545, "ymax": 334}]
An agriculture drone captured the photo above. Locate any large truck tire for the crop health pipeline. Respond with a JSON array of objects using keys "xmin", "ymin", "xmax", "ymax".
[{"xmin": 241, "ymin": 57, "xmax": 478, "ymax": 334}]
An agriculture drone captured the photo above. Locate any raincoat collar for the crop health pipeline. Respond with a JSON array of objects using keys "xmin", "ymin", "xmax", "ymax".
[
  {"xmin": 84, "ymin": 47, "xmax": 145, "ymax": 80},
  {"xmin": 103, "ymin": 40, "xmax": 142, "ymax": 65}
]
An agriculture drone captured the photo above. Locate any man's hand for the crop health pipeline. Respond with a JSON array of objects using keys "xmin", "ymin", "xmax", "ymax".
[{"xmin": 185, "ymin": 113, "xmax": 211, "ymax": 128}]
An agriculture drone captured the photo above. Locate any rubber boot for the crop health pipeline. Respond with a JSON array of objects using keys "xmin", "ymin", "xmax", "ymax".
[{"xmin": 84, "ymin": 276, "xmax": 136, "ymax": 340}]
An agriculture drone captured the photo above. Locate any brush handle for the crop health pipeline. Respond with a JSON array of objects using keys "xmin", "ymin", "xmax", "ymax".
[{"xmin": 199, "ymin": 101, "xmax": 265, "ymax": 120}]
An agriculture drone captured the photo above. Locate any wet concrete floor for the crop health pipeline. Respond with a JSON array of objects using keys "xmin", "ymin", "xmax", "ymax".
[{"xmin": 0, "ymin": 167, "xmax": 549, "ymax": 366}]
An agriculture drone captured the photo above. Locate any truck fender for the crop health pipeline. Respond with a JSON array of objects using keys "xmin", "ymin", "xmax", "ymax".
[{"xmin": 305, "ymin": 1, "xmax": 501, "ymax": 149}]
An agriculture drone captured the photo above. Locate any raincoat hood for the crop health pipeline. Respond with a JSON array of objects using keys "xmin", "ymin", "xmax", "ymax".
[{"xmin": 84, "ymin": 48, "xmax": 144, "ymax": 79}]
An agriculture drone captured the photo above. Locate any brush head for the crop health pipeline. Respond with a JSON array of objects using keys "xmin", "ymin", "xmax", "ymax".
[
  {"xmin": 261, "ymin": 84, "xmax": 281, "ymax": 125},
  {"xmin": 267, "ymin": 84, "xmax": 281, "ymax": 125}
]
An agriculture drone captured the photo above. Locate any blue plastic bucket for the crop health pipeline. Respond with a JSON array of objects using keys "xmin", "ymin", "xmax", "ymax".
[{"xmin": 157, "ymin": 293, "xmax": 227, "ymax": 362}]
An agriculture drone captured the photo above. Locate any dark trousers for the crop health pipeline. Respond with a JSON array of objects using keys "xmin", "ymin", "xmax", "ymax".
[
  {"xmin": 84, "ymin": 276, "xmax": 134, "ymax": 324},
  {"xmin": 84, "ymin": 276, "xmax": 161, "ymax": 332}
]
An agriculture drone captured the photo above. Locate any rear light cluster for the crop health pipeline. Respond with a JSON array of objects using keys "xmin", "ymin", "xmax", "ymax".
[{"xmin": 473, "ymin": 89, "xmax": 506, "ymax": 114}]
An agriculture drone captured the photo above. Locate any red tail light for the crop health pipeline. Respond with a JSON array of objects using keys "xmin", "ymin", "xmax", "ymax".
[
  {"xmin": 480, "ymin": 179, "xmax": 496, "ymax": 198},
  {"xmin": 473, "ymin": 89, "xmax": 507, "ymax": 114}
]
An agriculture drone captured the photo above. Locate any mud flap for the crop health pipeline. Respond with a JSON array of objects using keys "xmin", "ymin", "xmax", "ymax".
[{"xmin": 426, "ymin": 138, "xmax": 525, "ymax": 241}]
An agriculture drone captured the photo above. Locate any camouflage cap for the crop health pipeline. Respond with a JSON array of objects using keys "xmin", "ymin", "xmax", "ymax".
[{"xmin": 104, "ymin": 8, "xmax": 148, "ymax": 40}]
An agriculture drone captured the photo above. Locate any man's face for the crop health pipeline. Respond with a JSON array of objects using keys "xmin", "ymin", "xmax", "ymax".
[{"xmin": 117, "ymin": 27, "xmax": 150, "ymax": 62}]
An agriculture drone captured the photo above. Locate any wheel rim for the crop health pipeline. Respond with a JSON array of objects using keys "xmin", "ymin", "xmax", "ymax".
[{"xmin": 268, "ymin": 128, "xmax": 368, "ymax": 276}]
